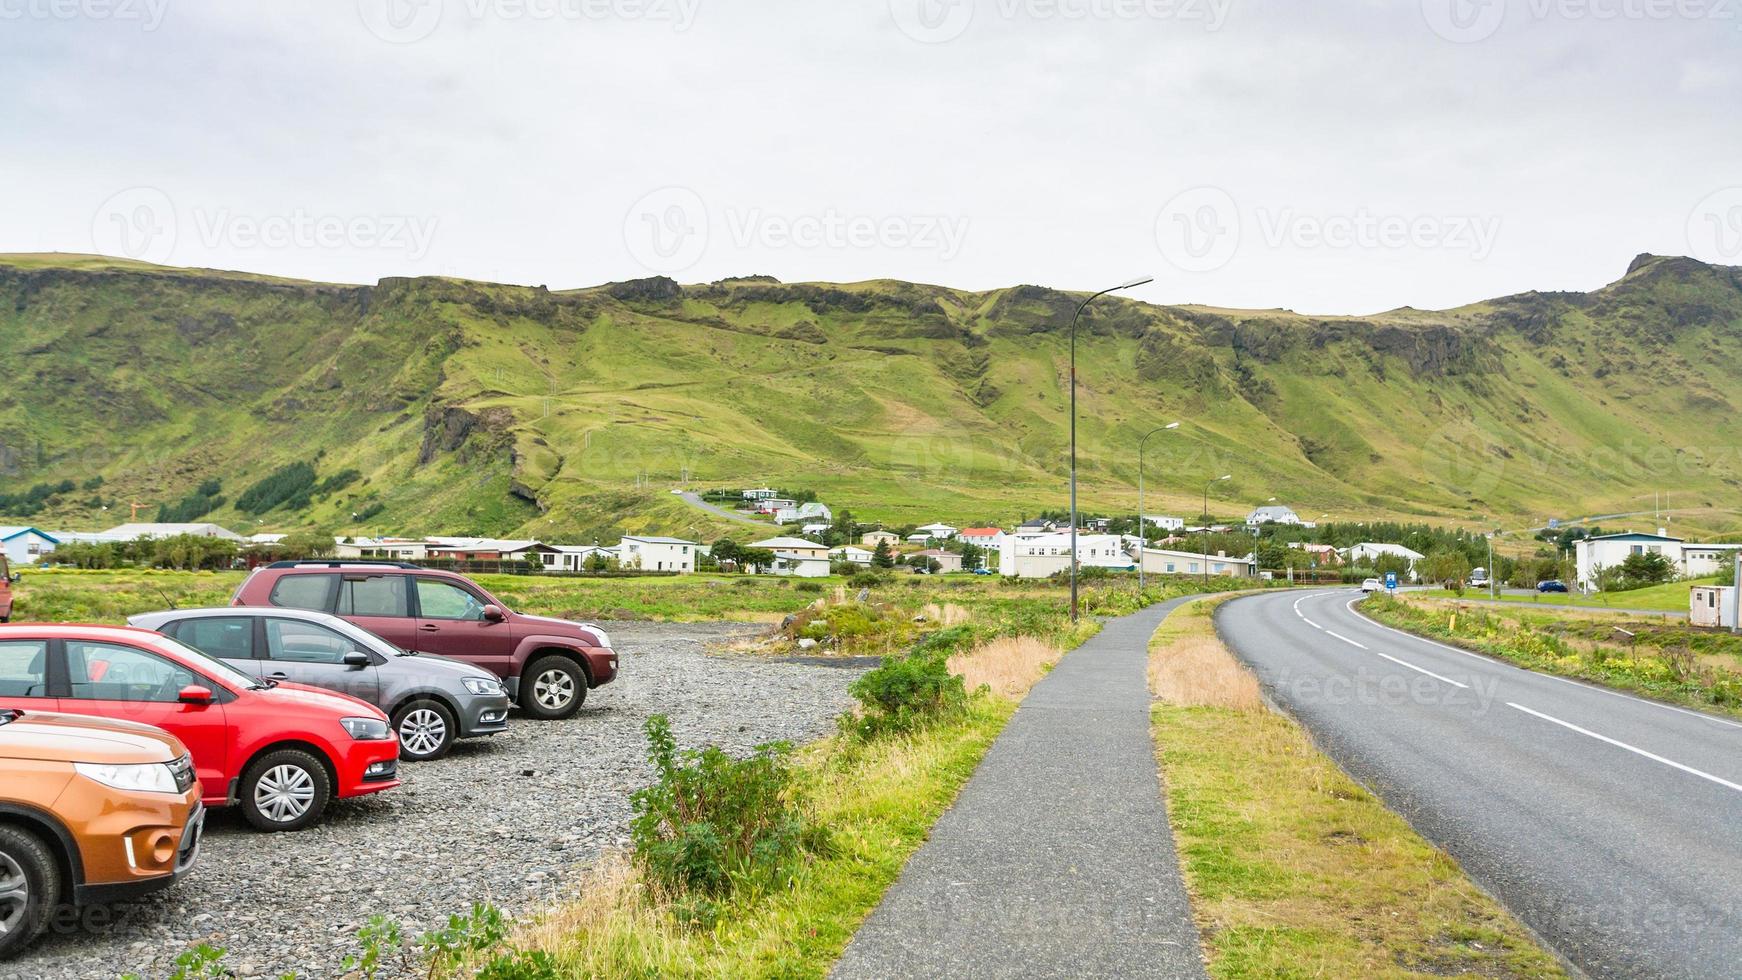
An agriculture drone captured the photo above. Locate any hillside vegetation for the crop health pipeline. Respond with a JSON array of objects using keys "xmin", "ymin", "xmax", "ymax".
[{"xmin": 2, "ymin": 252, "xmax": 1740, "ymax": 540}]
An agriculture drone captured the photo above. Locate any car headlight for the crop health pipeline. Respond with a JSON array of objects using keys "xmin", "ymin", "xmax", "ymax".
[
  {"xmin": 462, "ymin": 677, "xmax": 505, "ymax": 696},
  {"xmin": 74, "ymin": 761, "xmax": 179, "ymax": 795},
  {"xmin": 580, "ymin": 624, "xmax": 612, "ymax": 649},
  {"xmin": 340, "ymin": 716, "xmax": 392, "ymax": 740}
]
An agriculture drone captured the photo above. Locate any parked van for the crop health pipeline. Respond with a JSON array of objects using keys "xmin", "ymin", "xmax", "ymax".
[{"xmin": 1469, "ymin": 567, "xmax": 1490, "ymax": 588}]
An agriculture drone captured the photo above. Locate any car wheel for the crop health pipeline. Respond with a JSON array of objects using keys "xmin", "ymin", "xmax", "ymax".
[
  {"xmin": 0, "ymin": 824, "xmax": 58, "ymax": 959},
  {"xmin": 521, "ymin": 655, "xmax": 587, "ymax": 720},
  {"xmin": 240, "ymin": 748, "xmax": 331, "ymax": 832},
  {"xmin": 392, "ymin": 699, "xmax": 456, "ymax": 762}
]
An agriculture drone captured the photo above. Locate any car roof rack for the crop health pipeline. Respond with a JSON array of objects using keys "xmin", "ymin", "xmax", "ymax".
[{"xmin": 264, "ymin": 560, "xmax": 424, "ymax": 570}]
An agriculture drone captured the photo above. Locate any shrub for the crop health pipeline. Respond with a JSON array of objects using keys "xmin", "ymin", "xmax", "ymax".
[
  {"xmin": 795, "ymin": 580, "xmax": 823, "ymax": 593},
  {"xmin": 845, "ymin": 645, "xmax": 968, "ymax": 737},
  {"xmin": 236, "ymin": 461, "xmax": 318, "ymax": 514},
  {"xmin": 848, "ymin": 570, "xmax": 890, "ymax": 589},
  {"xmin": 629, "ymin": 715, "xmax": 808, "ymax": 909}
]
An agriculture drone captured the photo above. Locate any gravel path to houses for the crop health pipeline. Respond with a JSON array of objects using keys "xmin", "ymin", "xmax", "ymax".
[{"xmin": 6, "ymin": 622, "xmax": 866, "ymax": 980}]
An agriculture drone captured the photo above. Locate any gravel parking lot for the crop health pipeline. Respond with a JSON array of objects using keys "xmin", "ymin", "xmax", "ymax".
[{"xmin": 6, "ymin": 622, "xmax": 867, "ymax": 980}]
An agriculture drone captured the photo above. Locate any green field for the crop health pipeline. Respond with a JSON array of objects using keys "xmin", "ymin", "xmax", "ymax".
[
  {"xmin": 1415, "ymin": 576, "xmax": 1718, "ymax": 613},
  {"xmin": 5, "ymin": 252, "xmax": 1742, "ymax": 542}
]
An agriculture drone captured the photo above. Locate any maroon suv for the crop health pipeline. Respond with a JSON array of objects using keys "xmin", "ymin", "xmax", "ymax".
[{"xmin": 231, "ymin": 562, "xmax": 617, "ymax": 720}]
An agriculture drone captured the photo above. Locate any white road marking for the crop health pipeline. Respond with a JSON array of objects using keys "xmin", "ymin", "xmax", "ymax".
[
  {"xmin": 1347, "ymin": 597, "xmax": 1742, "ymax": 731},
  {"xmin": 1374, "ymin": 651, "xmax": 1468, "ymax": 688},
  {"xmin": 1324, "ymin": 630, "xmax": 1367, "ymax": 649},
  {"xmin": 1507, "ymin": 702, "xmax": 1742, "ymax": 794},
  {"xmin": 1302, "ymin": 618, "xmax": 1322, "ymax": 629}
]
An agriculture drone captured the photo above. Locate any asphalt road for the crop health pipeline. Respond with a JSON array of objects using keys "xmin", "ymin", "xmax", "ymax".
[
  {"xmin": 676, "ymin": 491, "xmax": 776, "ymax": 528},
  {"xmin": 1218, "ymin": 590, "xmax": 1742, "ymax": 980},
  {"xmin": 832, "ymin": 597, "xmax": 1207, "ymax": 979}
]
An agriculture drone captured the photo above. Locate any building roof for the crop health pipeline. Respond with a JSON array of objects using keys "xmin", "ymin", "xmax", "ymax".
[
  {"xmin": 101, "ymin": 522, "xmax": 243, "ymax": 541},
  {"xmin": 913, "ymin": 548, "xmax": 953, "ymax": 557},
  {"xmin": 1247, "ymin": 505, "xmax": 1298, "ymax": 520},
  {"xmin": 916, "ymin": 522, "xmax": 957, "ymax": 531},
  {"xmin": 0, "ymin": 526, "xmax": 58, "ymax": 544},
  {"xmin": 751, "ymin": 536, "xmax": 824, "ymax": 550},
  {"xmin": 1018, "ymin": 518, "xmax": 1054, "ymax": 528},
  {"xmin": 1352, "ymin": 542, "xmax": 1425, "ymax": 559},
  {"xmin": 1585, "ymin": 531, "xmax": 1684, "ymax": 543},
  {"xmin": 958, "ymin": 527, "xmax": 1003, "ymax": 537},
  {"xmin": 621, "ymin": 535, "xmax": 698, "ymax": 545}
]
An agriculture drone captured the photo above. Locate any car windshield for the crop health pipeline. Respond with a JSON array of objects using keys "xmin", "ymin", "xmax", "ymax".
[{"xmin": 151, "ymin": 635, "xmax": 269, "ymax": 691}]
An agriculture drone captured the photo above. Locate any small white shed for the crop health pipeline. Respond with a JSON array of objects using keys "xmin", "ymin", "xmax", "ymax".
[{"xmin": 1691, "ymin": 585, "xmax": 1736, "ymax": 629}]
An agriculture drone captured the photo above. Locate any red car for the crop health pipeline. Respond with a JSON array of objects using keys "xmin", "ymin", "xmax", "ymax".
[
  {"xmin": 0, "ymin": 624, "xmax": 400, "ymax": 832},
  {"xmin": 231, "ymin": 561, "xmax": 619, "ymax": 720}
]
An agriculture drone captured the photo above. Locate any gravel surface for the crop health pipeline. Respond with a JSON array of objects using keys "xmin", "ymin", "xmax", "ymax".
[{"xmin": 6, "ymin": 622, "xmax": 867, "ymax": 980}]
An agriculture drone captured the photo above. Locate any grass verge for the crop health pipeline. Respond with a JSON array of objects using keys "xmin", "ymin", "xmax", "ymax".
[
  {"xmin": 1364, "ymin": 593, "xmax": 1742, "ymax": 718},
  {"xmin": 1412, "ymin": 576, "xmax": 1716, "ymax": 613},
  {"xmin": 1149, "ymin": 596, "xmax": 1566, "ymax": 979}
]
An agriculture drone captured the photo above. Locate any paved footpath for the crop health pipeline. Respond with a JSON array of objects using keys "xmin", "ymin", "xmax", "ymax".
[{"xmin": 832, "ymin": 596, "xmax": 1208, "ymax": 980}]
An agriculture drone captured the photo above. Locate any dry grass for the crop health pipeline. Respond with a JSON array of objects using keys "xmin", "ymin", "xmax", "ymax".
[
  {"xmin": 919, "ymin": 601, "xmax": 971, "ymax": 626},
  {"xmin": 1147, "ymin": 598, "xmax": 1263, "ymax": 710},
  {"xmin": 947, "ymin": 635, "xmax": 1061, "ymax": 700}
]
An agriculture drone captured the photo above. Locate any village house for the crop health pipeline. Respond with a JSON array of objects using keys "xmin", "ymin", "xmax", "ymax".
[
  {"xmin": 997, "ymin": 532, "xmax": 1137, "ymax": 578},
  {"xmin": 617, "ymin": 536, "xmax": 699, "ymax": 572},
  {"xmin": 957, "ymin": 527, "xmax": 1006, "ymax": 550},
  {"xmin": 741, "ymin": 488, "xmax": 779, "ymax": 501},
  {"xmin": 750, "ymin": 536, "xmax": 830, "ymax": 560},
  {"xmin": 0, "ymin": 527, "xmax": 58, "ymax": 566},
  {"xmin": 1142, "ymin": 515, "xmax": 1185, "ymax": 531},
  {"xmin": 775, "ymin": 502, "xmax": 832, "ymax": 525},
  {"xmin": 766, "ymin": 552, "xmax": 831, "ymax": 577},
  {"xmin": 1346, "ymin": 542, "xmax": 1425, "ymax": 580},
  {"xmin": 828, "ymin": 546, "xmax": 874, "ymax": 566},
  {"xmin": 102, "ymin": 522, "xmax": 245, "ymax": 542},
  {"xmin": 550, "ymin": 545, "xmax": 616, "ymax": 571},
  {"xmin": 1139, "ymin": 547, "xmax": 1258, "ymax": 578},
  {"xmin": 915, "ymin": 523, "xmax": 958, "ymax": 540},
  {"xmin": 1245, "ymin": 505, "xmax": 1302, "ymax": 526},
  {"xmin": 860, "ymin": 530, "xmax": 901, "ymax": 547},
  {"xmin": 909, "ymin": 549, "xmax": 963, "ymax": 574}
]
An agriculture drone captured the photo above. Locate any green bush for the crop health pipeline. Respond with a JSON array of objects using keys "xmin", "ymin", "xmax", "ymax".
[
  {"xmin": 845, "ymin": 644, "xmax": 968, "ymax": 737},
  {"xmin": 795, "ymin": 580, "xmax": 824, "ymax": 593},
  {"xmin": 630, "ymin": 715, "xmax": 808, "ymax": 910},
  {"xmin": 848, "ymin": 570, "xmax": 890, "ymax": 588}
]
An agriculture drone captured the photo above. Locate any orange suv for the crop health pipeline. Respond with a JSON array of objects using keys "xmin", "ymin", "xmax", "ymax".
[{"xmin": 0, "ymin": 708, "xmax": 203, "ymax": 959}]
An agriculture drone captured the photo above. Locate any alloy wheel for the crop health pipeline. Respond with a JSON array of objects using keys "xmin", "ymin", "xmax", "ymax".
[
  {"xmin": 533, "ymin": 669, "xmax": 575, "ymax": 710},
  {"xmin": 400, "ymin": 708, "xmax": 448, "ymax": 757},
  {"xmin": 0, "ymin": 852, "xmax": 27, "ymax": 938},
  {"xmin": 254, "ymin": 764, "xmax": 317, "ymax": 824}
]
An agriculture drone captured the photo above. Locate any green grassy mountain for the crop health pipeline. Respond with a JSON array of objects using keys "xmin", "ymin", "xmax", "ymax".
[{"xmin": 3, "ymin": 252, "xmax": 1740, "ymax": 541}]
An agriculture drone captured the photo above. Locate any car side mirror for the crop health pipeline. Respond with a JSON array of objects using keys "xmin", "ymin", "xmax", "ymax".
[
  {"xmin": 178, "ymin": 685, "xmax": 214, "ymax": 705},
  {"xmin": 343, "ymin": 651, "xmax": 371, "ymax": 669},
  {"xmin": 482, "ymin": 604, "xmax": 505, "ymax": 622}
]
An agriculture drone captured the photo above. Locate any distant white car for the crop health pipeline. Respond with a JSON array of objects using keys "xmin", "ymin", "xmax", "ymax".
[{"xmin": 1361, "ymin": 578, "xmax": 1383, "ymax": 593}]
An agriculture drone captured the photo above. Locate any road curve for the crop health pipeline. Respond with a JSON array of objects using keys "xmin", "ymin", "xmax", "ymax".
[
  {"xmin": 1217, "ymin": 589, "xmax": 1742, "ymax": 980},
  {"xmin": 676, "ymin": 491, "xmax": 777, "ymax": 528}
]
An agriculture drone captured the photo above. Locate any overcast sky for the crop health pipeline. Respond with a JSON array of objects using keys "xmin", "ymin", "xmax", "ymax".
[{"xmin": 2, "ymin": 0, "xmax": 1739, "ymax": 314}]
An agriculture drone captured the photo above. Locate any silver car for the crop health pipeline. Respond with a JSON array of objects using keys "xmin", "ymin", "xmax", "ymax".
[{"xmin": 128, "ymin": 607, "xmax": 511, "ymax": 762}]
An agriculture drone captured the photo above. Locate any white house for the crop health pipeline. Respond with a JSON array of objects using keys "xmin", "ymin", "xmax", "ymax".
[
  {"xmin": 741, "ymin": 488, "xmax": 779, "ymax": 501},
  {"xmin": 618, "ymin": 536, "xmax": 699, "ymax": 572},
  {"xmin": 1140, "ymin": 547, "xmax": 1257, "ymax": 578},
  {"xmin": 1347, "ymin": 543, "xmax": 1425, "ymax": 579},
  {"xmin": 957, "ymin": 527, "xmax": 1006, "ymax": 549},
  {"xmin": 102, "ymin": 522, "xmax": 245, "ymax": 542},
  {"xmin": 800, "ymin": 522, "xmax": 833, "ymax": 537},
  {"xmin": 549, "ymin": 545, "xmax": 615, "ymax": 571},
  {"xmin": 1573, "ymin": 531, "xmax": 1686, "ymax": 591},
  {"xmin": 338, "ymin": 537, "xmax": 431, "ymax": 560},
  {"xmin": 1245, "ymin": 505, "xmax": 1302, "ymax": 526},
  {"xmin": 860, "ymin": 530, "xmax": 900, "ymax": 547},
  {"xmin": 1142, "ymin": 515, "xmax": 1185, "ymax": 532},
  {"xmin": 0, "ymin": 527, "xmax": 58, "ymax": 565},
  {"xmin": 767, "ymin": 552, "xmax": 831, "ymax": 577},
  {"xmin": 906, "ymin": 533, "xmax": 932, "ymax": 545},
  {"xmin": 997, "ymin": 533, "xmax": 1137, "ymax": 578},
  {"xmin": 750, "ymin": 536, "xmax": 830, "ymax": 560},
  {"xmin": 915, "ymin": 523, "xmax": 958, "ymax": 540},
  {"xmin": 829, "ymin": 546, "xmax": 874, "ymax": 566},
  {"xmin": 775, "ymin": 502, "xmax": 832, "ymax": 525},
  {"xmin": 1682, "ymin": 543, "xmax": 1742, "ymax": 578}
]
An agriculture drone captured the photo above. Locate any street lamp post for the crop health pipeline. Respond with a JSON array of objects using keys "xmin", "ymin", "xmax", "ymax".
[
  {"xmin": 1202, "ymin": 474, "xmax": 1230, "ymax": 582},
  {"xmin": 1069, "ymin": 276, "xmax": 1153, "ymax": 623},
  {"xmin": 1137, "ymin": 421, "xmax": 1181, "ymax": 594}
]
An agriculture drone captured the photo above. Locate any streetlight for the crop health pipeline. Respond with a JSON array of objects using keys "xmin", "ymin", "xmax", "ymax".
[
  {"xmin": 1137, "ymin": 421, "xmax": 1181, "ymax": 594},
  {"xmin": 1202, "ymin": 474, "xmax": 1230, "ymax": 582},
  {"xmin": 1069, "ymin": 276, "xmax": 1153, "ymax": 622}
]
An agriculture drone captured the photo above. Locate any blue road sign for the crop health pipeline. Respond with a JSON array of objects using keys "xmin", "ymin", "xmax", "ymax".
[{"xmin": 1385, "ymin": 572, "xmax": 1398, "ymax": 591}]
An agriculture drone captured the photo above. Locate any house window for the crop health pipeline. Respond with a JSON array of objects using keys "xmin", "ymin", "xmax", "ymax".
[{"xmin": 1166, "ymin": 563, "xmax": 1176, "ymax": 572}]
